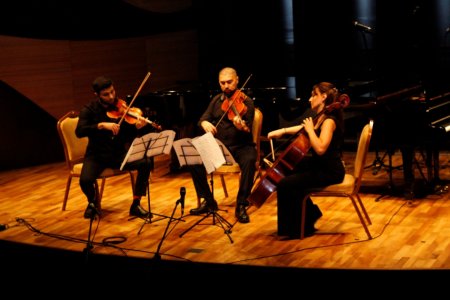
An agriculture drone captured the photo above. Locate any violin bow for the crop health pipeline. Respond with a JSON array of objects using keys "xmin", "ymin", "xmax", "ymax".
[{"xmin": 118, "ymin": 71, "xmax": 152, "ymax": 126}]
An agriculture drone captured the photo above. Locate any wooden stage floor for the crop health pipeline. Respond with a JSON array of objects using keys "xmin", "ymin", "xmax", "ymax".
[{"xmin": 1, "ymin": 149, "xmax": 449, "ymax": 288}]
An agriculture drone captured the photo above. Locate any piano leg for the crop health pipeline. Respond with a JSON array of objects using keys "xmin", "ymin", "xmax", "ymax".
[
  {"xmin": 429, "ymin": 147, "xmax": 449, "ymax": 195},
  {"xmin": 401, "ymin": 145, "xmax": 415, "ymax": 200},
  {"xmin": 374, "ymin": 147, "xmax": 404, "ymax": 202},
  {"xmin": 401, "ymin": 144, "xmax": 449, "ymax": 200}
]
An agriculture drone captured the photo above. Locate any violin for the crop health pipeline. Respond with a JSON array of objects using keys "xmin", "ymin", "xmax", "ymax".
[
  {"xmin": 247, "ymin": 94, "xmax": 350, "ymax": 208},
  {"xmin": 107, "ymin": 98, "xmax": 162, "ymax": 131},
  {"xmin": 221, "ymin": 91, "xmax": 250, "ymax": 132}
]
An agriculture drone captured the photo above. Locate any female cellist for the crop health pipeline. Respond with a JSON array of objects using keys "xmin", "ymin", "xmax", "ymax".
[
  {"xmin": 267, "ymin": 82, "xmax": 345, "ymax": 239},
  {"xmin": 187, "ymin": 67, "xmax": 256, "ymax": 224}
]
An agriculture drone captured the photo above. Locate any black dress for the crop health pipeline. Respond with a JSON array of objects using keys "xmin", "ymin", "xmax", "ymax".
[{"xmin": 277, "ymin": 115, "xmax": 345, "ymax": 238}]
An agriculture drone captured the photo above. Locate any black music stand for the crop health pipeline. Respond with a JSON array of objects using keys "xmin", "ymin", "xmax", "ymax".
[
  {"xmin": 172, "ymin": 133, "xmax": 234, "ymax": 243},
  {"xmin": 120, "ymin": 130, "xmax": 181, "ymax": 234}
]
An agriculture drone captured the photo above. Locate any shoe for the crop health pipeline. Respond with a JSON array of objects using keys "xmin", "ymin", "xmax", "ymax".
[
  {"xmin": 303, "ymin": 226, "xmax": 318, "ymax": 237},
  {"xmin": 235, "ymin": 204, "xmax": 250, "ymax": 223},
  {"xmin": 84, "ymin": 202, "xmax": 101, "ymax": 219},
  {"xmin": 300, "ymin": 204, "xmax": 322, "ymax": 237},
  {"xmin": 277, "ymin": 204, "xmax": 321, "ymax": 238},
  {"xmin": 278, "ymin": 226, "xmax": 317, "ymax": 240},
  {"xmin": 129, "ymin": 204, "xmax": 152, "ymax": 219},
  {"xmin": 190, "ymin": 200, "xmax": 218, "ymax": 215},
  {"xmin": 309, "ymin": 204, "xmax": 323, "ymax": 224}
]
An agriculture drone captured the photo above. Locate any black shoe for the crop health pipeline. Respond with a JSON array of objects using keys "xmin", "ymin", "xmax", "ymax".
[
  {"xmin": 309, "ymin": 204, "xmax": 323, "ymax": 224},
  {"xmin": 190, "ymin": 200, "xmax": 218, "ymax": 215},
  {"xmin": 300, "ymin": 204, "xmax": 322, "ymax": 237},
  {"xmin": 235, "ymin": 204, "xmax": 250, "ymax": 223},
  {"xmin": 303, "ymin": 226, "xmax": 318, "ymax": 237},
  {"xmin": 84, "ymin": 202, "xmax": 101, "ymax": 219},
  {"xmin": 129, "ymin": 204, "xmax": 152, "ymax": 219}
]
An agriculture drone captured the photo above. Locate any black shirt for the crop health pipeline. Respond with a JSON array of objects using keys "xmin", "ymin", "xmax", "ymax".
[{"xmin": 75, "ymin": 99, "xmax": 139, "ymax": 165}]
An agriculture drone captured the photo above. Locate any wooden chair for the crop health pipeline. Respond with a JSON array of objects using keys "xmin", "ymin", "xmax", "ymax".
[
  {"xmin": 197, "ymin": 107, "xmax": 263, "ymax": 206},
  {"xmin": 56, "ymin": 110, "xmax": 136, "ymax": 211},
  {"xmin": 300, "ymin": 120, "xmax": 374, "ymax": 239}
]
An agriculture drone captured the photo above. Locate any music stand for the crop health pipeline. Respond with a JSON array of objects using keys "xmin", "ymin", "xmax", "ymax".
[
  {"xmin": 173, "ymin": 133, "xmax": 234, "ymax": 243},
  {"xmin": 120, "ymin": 130, "xmax": 181, "ymax": 234}
]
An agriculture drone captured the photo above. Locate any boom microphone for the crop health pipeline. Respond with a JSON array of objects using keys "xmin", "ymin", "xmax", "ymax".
[{"xmin": 354, "ymin": 21, "xmax": 375, "ymax": 34}]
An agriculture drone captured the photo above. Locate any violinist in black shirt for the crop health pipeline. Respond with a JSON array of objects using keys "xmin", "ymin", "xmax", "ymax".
[
  {"xmin": 75, "ymin": 76, "xmax": 153, "ymax": 219},
  {"xmin": 188, "ymin": 67, "xmax": 256, "ymax": 223}
]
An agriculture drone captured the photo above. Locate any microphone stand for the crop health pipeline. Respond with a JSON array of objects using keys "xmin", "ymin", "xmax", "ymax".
[
  {"xmin": 83, "ymin": 207, "xmax": 99, "ymax": 264},
  {"xmin": 153, "ymin": 187, "xmax": 186, "ymax": 261}
]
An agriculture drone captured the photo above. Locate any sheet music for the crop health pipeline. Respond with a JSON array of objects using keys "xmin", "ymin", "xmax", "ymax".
[
  {"xmin": 172, "ymin": 132, "xmax": 234, "ymax": 174},
  {"xmin": 120, "ymin": 130, "xmax": 176, "ymax": 170},
  {"xmin": 191, "ymin": 132, "xmax": 226, "ymax": 174},
  {"xmin": 172, "ymin": 138, "xmax": 204, "ymax": 166}
]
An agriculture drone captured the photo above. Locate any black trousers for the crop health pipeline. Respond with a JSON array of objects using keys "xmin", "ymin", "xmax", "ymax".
[
  {"xmin": 188, "ymin": 143, "xmax": 256, "ymax": 206},
  {"xmin": 277, "ymin": 158, "xmax": 344, "ymax": 236},
  {"xmin": 79, "ymin": 156, "xmax": 153, "ymax": 203}
]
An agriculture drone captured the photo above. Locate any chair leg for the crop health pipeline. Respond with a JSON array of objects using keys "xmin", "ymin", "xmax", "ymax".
[
  {"xmin": 96, "ymin": 178, "xmax": 106, "ymax": 211},
  {"xmin": 300, "ymin": 196, "xmax": 308, "ymax": 239},
  {"xmin": 349, "ymin": 195, "xmax": 372, "ymax": 239},
  {"xmin": 220, "ymin": 174, "xmax": 229, "ymax": 198},
  {"xmin": 128, "ymin": 171, "xmax": 136, "ymax": 195},
  {"xmin": 355, "ymin": 194, "xmax": 372, "ymax": 225},
  {"xmin": 62, "ymin": 176, "xmax": 72, "ymax": 211}
]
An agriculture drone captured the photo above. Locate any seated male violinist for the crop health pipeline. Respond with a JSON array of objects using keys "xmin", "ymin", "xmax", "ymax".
[
  {"xmin": 75, "ymin": 75, "xmax": 155, "ymax": 219},
  {"xmin": 187, "ymin": 67, "xmax": 257, "ymax": 223}
]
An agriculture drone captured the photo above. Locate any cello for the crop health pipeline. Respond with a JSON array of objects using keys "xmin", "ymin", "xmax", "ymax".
[{"xmin": 247, "ymin": 93, "xmax": 350, "ymax": 208}]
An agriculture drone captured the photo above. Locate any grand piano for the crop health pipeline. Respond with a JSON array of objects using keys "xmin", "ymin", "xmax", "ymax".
[{"xmin": 369, "ymin": 85, "xmax": 450, "ymax": 199}]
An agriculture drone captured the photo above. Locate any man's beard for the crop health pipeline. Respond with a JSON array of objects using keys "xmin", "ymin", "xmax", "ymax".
[
  {"xmin": 100, "ymin": 97, "xmax": 118, "ymax": 110},
  {"xmin": 224, "ymin": 89, "xmax": 235, "ymax": 99}
]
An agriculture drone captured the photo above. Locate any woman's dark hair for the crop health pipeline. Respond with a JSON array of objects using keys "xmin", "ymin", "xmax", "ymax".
[
  {"xmin": 313, "ymin": 82, "xmax": 338, "ymax": 105},
  {"xmin": 313, "ymin": 81, "xmax": 345, "ymax": 130},
  {"xmin": 92, "ymin": 76, "xmax": 113, "ymax": 94}
]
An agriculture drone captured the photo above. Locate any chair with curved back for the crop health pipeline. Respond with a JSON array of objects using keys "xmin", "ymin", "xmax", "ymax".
[
  {"xmin": 57, "ymin": 110, "xmax": 136, "ymax": 211},
  {"xmin": 196, "ymin": 107, "xmax": 263, "ymax": 206},
  {"xmin": 300, "ymin": 120, "xmax": 374, "ymax": 239}
]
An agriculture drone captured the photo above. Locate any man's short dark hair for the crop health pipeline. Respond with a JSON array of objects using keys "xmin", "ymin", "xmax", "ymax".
[{"xmin": 92, "ymin": 76, "xmax": 113, "ymax": 94}]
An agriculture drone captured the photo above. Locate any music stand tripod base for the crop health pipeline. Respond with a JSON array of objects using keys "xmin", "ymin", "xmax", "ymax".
[
  {"xmin": 136, "ymin": 185, "xmax": 185, "ymax": 234},
  {"xmin": 179, "ymin": 209, "xmax": 234, "ymax": 244}
]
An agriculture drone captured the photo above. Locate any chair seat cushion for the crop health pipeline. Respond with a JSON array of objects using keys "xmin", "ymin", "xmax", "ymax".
[
  {"xmin": 315, "ymin": 174, "xmax": 355, "ymax": 193},
  {"xmin": 215, "ymin": 163, "xmax": 241, "ymax": 174},
  {"xmin": 72, "ymin": 163, "xmax": 128, "ymax": 177},
  {"xmin": 322, "ymin": 174, "xmax": 355, "ymax": 192},
  {"xmin": 72, "ymin": 163, "xmax": 83, "ymax": 174}
]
